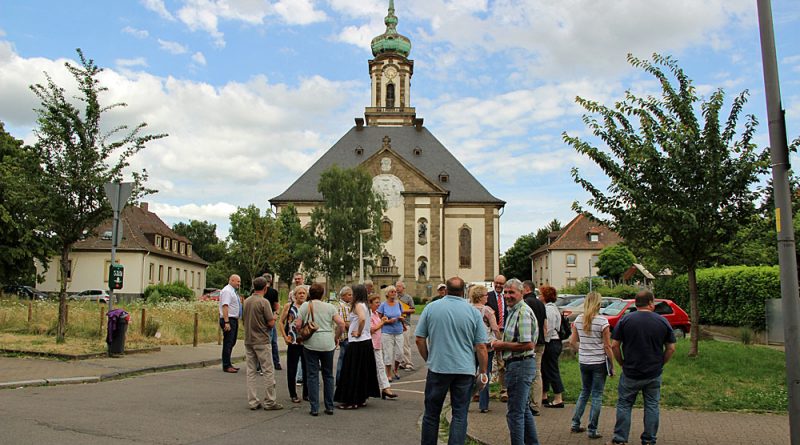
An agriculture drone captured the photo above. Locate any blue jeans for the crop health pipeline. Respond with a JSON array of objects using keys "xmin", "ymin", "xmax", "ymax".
[
  {"xmin": 421, "ymin": 371, "xmax": 473, "ymax": 445},
  {"xmin": 270, "ymin": 326, "xmax": 281, "ymax": 367},
  {"xmin": 571, "ymin": 363, "xmax": 608, "ymax": 434},
  {"xmin": 219, "ymin": 318, "xmax": 238, "ymax": 369},
  {"xmin": 505, "ymin": 359, "xmax": 540, "ymax": 445},
  {"xmin": 478, "ymin": 350, "xmax": 494, "ymax": 411},
  {"xmin": 303, "ymin": 348, "xmax": 335, "ymax": 414},
  {"xmin": 613, "ymin": 373, "xmax": 662, "ymax": 445},
  {"xmin": 335, "ymin": 339, "xmax": 349, "ymax": 383}
]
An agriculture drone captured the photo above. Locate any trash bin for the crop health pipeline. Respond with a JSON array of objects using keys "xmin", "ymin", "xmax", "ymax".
[{"xmin": 107, "ymin": 308, "xmax": 130, "ymax": 356}]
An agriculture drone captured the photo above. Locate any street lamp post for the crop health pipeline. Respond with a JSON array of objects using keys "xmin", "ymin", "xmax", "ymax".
[{"xmin": 359, "ymin": 229, "xmax": 374, "ymax": 284}]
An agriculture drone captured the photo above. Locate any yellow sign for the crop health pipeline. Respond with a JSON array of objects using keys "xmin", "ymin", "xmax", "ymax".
[{"xmin": 776, "ymin": 208, "xmax": 781, "ymax": 233}]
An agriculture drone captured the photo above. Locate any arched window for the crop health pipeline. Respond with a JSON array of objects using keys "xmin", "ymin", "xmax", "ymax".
[
  {"xmin": 381, "ymin": 218, "xmax": 392, "ymax": 241},
  {"xmin": 386, "ymin": 83, "xmax": 395, "ymax": 108},
  {"xmin": 459, "ymin": 225, "xmax": 471, "ymax": 268}
]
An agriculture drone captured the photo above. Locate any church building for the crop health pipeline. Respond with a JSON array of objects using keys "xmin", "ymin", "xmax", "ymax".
[{"xmin": 270, "ymin": 1, "xmax": 504, "ymax": 298}]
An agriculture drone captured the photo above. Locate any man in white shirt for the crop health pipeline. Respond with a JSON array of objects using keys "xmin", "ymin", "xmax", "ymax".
[{"xmin": 219, "ymin": 274, "xmax": 241, "ymax": 373}]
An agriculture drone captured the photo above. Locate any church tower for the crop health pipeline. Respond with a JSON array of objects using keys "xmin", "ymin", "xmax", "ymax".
[{"xmin": 364, "ymin": 0, "xmax": 418, "ymax": 127}]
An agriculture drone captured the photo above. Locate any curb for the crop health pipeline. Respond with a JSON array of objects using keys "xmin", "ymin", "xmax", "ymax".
[
  {"xmin": 0, "ymin": 354, "xmax": 245, "ymax": 390},
  {"xmin": 0, "ymin": 346, "xmax": 162, "ymax": 360}
]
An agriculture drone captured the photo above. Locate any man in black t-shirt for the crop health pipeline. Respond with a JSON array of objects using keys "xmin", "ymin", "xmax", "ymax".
[
  {"xmin": 523, "ymin": 280, "xmax": 547, "ymax": 415},
  {"xmin": 609, "ymin": 290, "xmax": 676, "ymax": 445},
  {"xmin": 262, "ymin": 273, "xmax": 282, "ymax": 371}
]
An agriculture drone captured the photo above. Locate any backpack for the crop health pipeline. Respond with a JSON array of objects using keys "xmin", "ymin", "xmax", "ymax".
[{"xmin": 557, "ymin": 312, "xmax": 572, "ymax": 340}]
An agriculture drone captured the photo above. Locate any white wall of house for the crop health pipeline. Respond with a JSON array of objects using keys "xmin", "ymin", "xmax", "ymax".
[{"xmin": 532, "ymin": 250, "xmax": 601, "ymax": 291}]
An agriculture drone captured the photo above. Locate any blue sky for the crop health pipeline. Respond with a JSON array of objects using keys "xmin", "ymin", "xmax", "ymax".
[{"xmin": 1, "ymin": 0, "xmax": 799, "ymax": 252}]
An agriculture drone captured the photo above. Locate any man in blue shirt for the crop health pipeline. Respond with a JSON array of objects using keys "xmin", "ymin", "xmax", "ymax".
[
  {"xmin": 609, "ymin": 290, "xmax": 676, "ymax": 445},
  {"xmin": 416, "ymin": 276, "xmax": 488, "ymax": 445}
]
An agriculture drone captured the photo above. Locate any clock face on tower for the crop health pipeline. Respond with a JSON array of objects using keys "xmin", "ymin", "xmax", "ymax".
[{"xmin": 384, "ymin": 66, "xmax": 397, "ymax": 80}]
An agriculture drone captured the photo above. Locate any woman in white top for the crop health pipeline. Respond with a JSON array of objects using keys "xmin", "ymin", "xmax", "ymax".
[
  {"xmin": 469, "ymin": 285, "xmax": 498, "ymax": 413},
  {"xmin": 568, "ymin": 291, "xmax": 613, "ymax": 440},
  {"xmin": 333, "ymin": 284, "xmax": 380, "ymax": 409},
  {"xmin": 540, "ymin": 286, "xmax": 565, "ymax": 408}
]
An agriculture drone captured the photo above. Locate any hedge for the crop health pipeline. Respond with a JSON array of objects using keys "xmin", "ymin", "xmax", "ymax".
[
  {"xmin": 143, "ymin": 282, "xmax": 195, "ymax": 302},
  {"xmin": 654, "ymin": 265, "xmax": 780, "ymax": 330}
]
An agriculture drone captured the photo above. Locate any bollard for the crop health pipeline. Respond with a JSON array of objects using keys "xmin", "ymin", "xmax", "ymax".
[
  {"xmin": 100, "ymin": 306, "xmax": 105, "ymax": 339},
  {"xmin": 193, "ymin": 312, "xmax": 199, "ymax": 347},
  {"xmin": 141, "ymin": 308, "xmax": 147, "ymax": 335},
  {"xmin": 28, "ymin": 301, "xmax": 32, "ymax": 323}
]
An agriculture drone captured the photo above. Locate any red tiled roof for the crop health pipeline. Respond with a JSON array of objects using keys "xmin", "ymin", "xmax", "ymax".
[{"xmin": 530, "ymin": 214, "xmax": 622, "ymax": 258}]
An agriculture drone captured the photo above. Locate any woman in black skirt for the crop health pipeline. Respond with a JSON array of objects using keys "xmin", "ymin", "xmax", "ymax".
[{"xmin": 334, "ymin": 284, "xmax": 380, "ymax": 409}]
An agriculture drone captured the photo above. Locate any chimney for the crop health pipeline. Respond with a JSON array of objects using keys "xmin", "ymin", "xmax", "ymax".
[
  {"xmin": 355, "ymin": 118, "xmax": 364, "ymax": 130},
  {"xmin": 414, "ymin": 118, "xmax": 424, "ymax": 131},
  {"xmin": 140, "ymin": 202, "xmax": 149, "ymax": 212}
]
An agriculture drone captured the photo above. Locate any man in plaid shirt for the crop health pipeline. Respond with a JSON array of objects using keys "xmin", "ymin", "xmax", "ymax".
[{"xmin": 491, "ymin": 278, "xmax": 540, "ymax": 445}]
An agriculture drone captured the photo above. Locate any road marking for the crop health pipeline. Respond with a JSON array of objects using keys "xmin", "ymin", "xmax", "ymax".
[
  {"xmin": 392, "ymin": 379, "xmax": 427, "ymax": 385},
  {"xmin": 393, "ymin": 389, "xmax": 425, "ymax": 394}
]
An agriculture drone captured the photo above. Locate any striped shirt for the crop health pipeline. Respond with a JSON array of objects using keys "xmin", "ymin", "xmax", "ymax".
[
  {"xmin": 574, "ymin": 313, "xmax": 610, "ymax": 365},
  {"xmin": 337, "ymin": 300, "xmax": 352, "ymax": 341},
  {"xmin": 501, "ymin": 301, "xmax": 538, "ymax": 361}
]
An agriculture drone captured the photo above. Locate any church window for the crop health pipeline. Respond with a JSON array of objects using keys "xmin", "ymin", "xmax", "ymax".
[
  {"xmin": 459, "ymin": 225, "xmax": 471, "ymax": 268},
  {"xmin": 386, "ymin": 83, "xmax": 395, "ymax": 108},
  {"xmin": 381, "ymin": 218, "xmax": 393, "ymax": 241}
]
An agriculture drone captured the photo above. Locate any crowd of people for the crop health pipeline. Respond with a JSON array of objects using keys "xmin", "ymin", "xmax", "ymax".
[{"xmin": 218, "ymin": 272, "xmax": 676, "ymax": 445}]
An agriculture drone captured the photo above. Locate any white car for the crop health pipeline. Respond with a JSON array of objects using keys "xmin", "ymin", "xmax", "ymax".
[{"xmin": 70, "ymin": 289, "xmax": 110, "ymax": 303}]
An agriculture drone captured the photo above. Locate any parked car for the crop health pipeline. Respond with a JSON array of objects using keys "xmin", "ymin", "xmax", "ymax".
[
  {"xmin": 560, "ymin": 296, "xmax": 622, "ymax": 322},
  {"xmin": 600, "ymin": 298, "xmax": 691, "ymax": 337},
  {"xmin": 70, "ymin": 289, "xmax": 110, "ymax": 303},
  {"xmin": 555, "ymin": 294, "xmax": 584, "ymax": 308},
  {"xmin": 200, "ymin": 289, "xmax": 221, "ymax": 301},
  {"xmin": 2, "ymin": 285, "xmax": 48, "ymax": 300}
]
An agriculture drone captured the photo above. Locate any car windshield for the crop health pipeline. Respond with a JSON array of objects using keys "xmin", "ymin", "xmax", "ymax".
[
  {"xmin": 601, "ymin": 300, "xmax": 629, "ymax": 316},
  {"xmin": 565, "ymin": 298, "xmax": 584, "ymax": 307}
]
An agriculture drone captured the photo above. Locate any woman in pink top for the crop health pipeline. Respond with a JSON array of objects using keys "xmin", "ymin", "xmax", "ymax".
[{"xmin": 369, "ymin": 294, "xmax": 397, "ymax": 399}]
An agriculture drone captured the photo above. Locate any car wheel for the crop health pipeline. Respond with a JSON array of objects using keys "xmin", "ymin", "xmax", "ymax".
[{"xmin": 674, "ymin": 327, "xmax": 687, "ymax": 338}]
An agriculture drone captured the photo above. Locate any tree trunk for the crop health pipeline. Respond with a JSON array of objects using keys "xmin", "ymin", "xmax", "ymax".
[
  {"xmin": 687, "ymin": 266, "xmax": 700, "ymax": 357},
  {"xmin": 56, "ymin": 246, "xmax": 70, "ymax": 343}
]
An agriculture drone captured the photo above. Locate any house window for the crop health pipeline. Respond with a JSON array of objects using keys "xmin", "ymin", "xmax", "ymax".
[
  {"xmin": 167, "ymin": 267, "xmax": 172, "ymax": 283},
  {"xmin": 197, "ymin": 272, "xmax": 202, "ymax": 288},
  {"xmin": 180, "ymin": 243, "xmax": 186, "ymax": 255},
  {"xmin": 590, "ymin": 233, "xmax": 599, "ymax": 242},
  {"xmin": 164, "ymin": 238, "xmax": 170, "ymax": 251},
  {"xmin": 158, "ymin": 265, "xmax": 164, "ymax": 283},
  {"xmin": 459, "ymin": 225, "xmax": 471, "ymax": 268},
  {"xmin": 187, "ymin": 244, "xmax": 192, "ymax": 257},
  {"xmin": 149, "ymin": 263, "xmax": 155, "ymax": 283},
  {"xmin": 183, "ymin": 270, "xmax": 188, "ymax": 283},
  {"xmin": 592, "ymin": 254, "xmax": 600, "ymax": 266},
  {"xmin": 545, "ymin": 256, "xmax": 548, "ymax": 269},
  {"xmin": 566, "ymin": 254, "xmax": 577, "ymax": 267},
  {"xmin": 567, "ymin": 278, "xmax": 577, "ymax": 287},
  {"xmin": 155, "ymin": 235, "xmax": 162, "ymax": 249},
  {"xmin": 172, "ymin": 241, "xmax": 178, "ymax": 253},
  {"xmin": 191, "ymin": 271, "xmax": 195, "ymax": 288}
]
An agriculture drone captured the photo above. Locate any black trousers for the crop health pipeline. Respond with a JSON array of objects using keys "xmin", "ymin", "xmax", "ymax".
[
  {"xmin": 542, "ymin": 339, "xmax": 565, "ymax": 394},
  {"xmin": 286, "ymin": 343, "xmax": 308, "ymax": 399},
  {"xmin": 219, "ymin": 317, "xmax": 238, "ymax": 368}
]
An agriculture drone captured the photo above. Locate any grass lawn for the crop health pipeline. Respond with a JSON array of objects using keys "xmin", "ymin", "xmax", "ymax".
[{"xmin": 555, "ymin": 339, "xmax": 788, "ymax": 413}]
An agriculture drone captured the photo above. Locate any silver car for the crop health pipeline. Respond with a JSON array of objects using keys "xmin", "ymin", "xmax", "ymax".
[{"xmin": 70, "ymin": 289, "xmax": 110, "ymax": 303}]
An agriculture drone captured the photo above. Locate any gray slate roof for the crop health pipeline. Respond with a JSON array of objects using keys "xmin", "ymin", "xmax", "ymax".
[{"xmin": 270, "ymin": 126, "xmax": 504, "ymax": 205}]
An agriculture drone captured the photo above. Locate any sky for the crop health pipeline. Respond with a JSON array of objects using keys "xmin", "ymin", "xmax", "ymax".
[{"xmin": 1, "ymin": 0, "xmax": 799, "ymax": 253}]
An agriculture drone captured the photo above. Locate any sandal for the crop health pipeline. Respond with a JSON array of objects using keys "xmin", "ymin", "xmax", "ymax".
[
  {"xmin": 337, "ymin": 404, "xmax": 358, "ymax": 410},
  {"xmin": 544, "ymin": 401, "xmax": 565, "ymax": 408}
]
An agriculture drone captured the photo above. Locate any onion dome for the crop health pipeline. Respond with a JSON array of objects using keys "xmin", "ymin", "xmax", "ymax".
[{"xmin": 370, "ymin": 0, "xmax": 411, "ymax": 58}]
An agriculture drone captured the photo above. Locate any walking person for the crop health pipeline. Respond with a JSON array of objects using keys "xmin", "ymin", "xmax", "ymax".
[
  {"xmin": 219, "ymin": 274, "xmax": 241, "ymax": 373},
  {"xmin": 608, "ymin": 290, "xmax": 676, "ymax": 445},
  {"xmin": 369, "ymin": 294, "xmax": 397, "ymax": 399},
  {"xmin": 569, "ymin": 291, "xmax": 612, "ymax": 439},
  {"xmin": 242, "ymin": 277, "xmax": 283, "ymax": 411},
  {"xmin": 334, "ymin": 284, "xmax": 381, "ymax": 409},
  {"xmin": 416, "ymin": 276, "xmax": 488, "ymax": 445},
  {"xmin": 491, "ymin": 278, "xmax": 540, "ymax": 445},
  {"xmin": 469, "ymin": 284, "xmax": 499, "ymax": 413},
  {"xmin": 378, "ymin": 285, "xmax": 404, "ymax": 382},
  {"xmin": 296, "ymin": 283, "xmax": 346, "ymax": 416},
  {"xmin": 540, "ymin": 285, "xmax": 565, "ymax": 409},
  {"xmin": 277, "ymin": 284, "xmax": 308, "ymax": 404}
]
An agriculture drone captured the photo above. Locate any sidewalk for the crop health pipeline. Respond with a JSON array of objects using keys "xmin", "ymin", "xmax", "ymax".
[
  {"xmin": 465, "ymin": 401, "xmax": 790, "ymax": 445},
  {"xmin": 0, "ymin": 341, "xmax": 278, "ymax": 389}
]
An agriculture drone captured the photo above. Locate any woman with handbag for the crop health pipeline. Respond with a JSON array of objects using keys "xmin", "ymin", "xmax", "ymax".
[
  {"xmin": 278, "ymin": 284, "xmax": 308, "ymax": 403},
  {"xmin": 296, "ymin": 283, "xmax": 345, "ymax": 416},
  {"xmin": 333, "ymin": 284, "xmax": 381, "ymax": 409}
]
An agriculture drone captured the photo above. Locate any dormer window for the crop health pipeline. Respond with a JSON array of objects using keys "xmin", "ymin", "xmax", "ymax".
[
  {"xmin": 438, "ymin": 172, "xmax": 449, "ymax": 183},
  {"xmin": 590, "ymin": 234, "xmax": 599, "ymax": 242},
  {"xmin": 172, "ymin": 240, "xmax": 178, "ymax": 253},
  {"xmin": 413, "ymin": 147, "xmax": 422, "ymax": 156},
  {"xmin": 355, "ymin": 146, "xmax": 364, "ymax": 156},
  {"xmin": 155, "ymin": 235, "xmax": 162, "ymax": 249},
  {"xmin": 187, "ymin": 244, "xmax": 192, "ymax": 257},
  {"xmin": 164, "ymin": 238, "xmax": 170, "ymax": 251},
  {"xmin": 180, "ymin": 242, "xmax": 186, "ymax": 255}
]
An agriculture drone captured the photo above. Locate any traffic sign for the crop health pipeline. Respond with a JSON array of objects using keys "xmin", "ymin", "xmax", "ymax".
[{"xmin": 109, "ymin": 263, "xmax": 124, "ymax": 290}]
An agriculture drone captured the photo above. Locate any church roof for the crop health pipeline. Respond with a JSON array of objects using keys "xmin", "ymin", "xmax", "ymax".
[{"xmin": 270, "ymin": 126, "xmax": 504, "ymax": 205}]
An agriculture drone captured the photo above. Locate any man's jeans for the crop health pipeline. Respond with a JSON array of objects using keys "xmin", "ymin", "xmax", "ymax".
[
  {"xmin": 505, "ymin": 359, "xmax": 540, "ymax": 445},
  {"xmin": 270, "ymin": 326, "xmax": 281, "ymax": 368},
  {"xmin": 571, "ymin": 363, "xmax": 608, "ymax": 434},
  {"xmin": 335, "ymin": 339, "xmax": 349, "ymax": 383},
  {"xmin": 612, "ymin": 373, "xmax": 662, "ymax": 445},
  {"xmin": 421, "ymin": 371, "xmax": 473, "ymax": 445},
  {"xmin": 303, "ymin": 348, "xmax": 335, "ymax": 414},
  {"xmin": 219, "ymin": 318, "xmax": 238, "ymax": 369}
]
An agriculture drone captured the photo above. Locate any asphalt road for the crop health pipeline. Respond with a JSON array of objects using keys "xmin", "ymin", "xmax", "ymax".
[{"xmin": 0, "ymin": 356, "xmax": 429, "ymax": 445}]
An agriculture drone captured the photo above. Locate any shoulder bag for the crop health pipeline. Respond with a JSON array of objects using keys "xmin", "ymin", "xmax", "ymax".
[{"xmin": 298, "ymin": 301, "xmax": 319, "ymax": 341}]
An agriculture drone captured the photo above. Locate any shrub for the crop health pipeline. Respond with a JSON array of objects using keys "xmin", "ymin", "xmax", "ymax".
[
  {"xmin": 560, "ymin": 277, "xmax": 605, "ymax": 294},
  {"xmin": 144, "ymin": 282, "xmax": 194, "ymax": 302},
  {"xmin": 144, "ymin": 317, "xmax": 161, "ymax": 337},
  {"xmin": 654, "ymin": 265, "xmax": 779, "ymax": 330}
]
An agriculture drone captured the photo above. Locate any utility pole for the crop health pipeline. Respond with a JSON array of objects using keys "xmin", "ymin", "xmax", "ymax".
[
  {"xmin": 756, "ymin": 2, "xmax": 800, "ymax": 443},
  {"xmin": 104, "ymin": 182, "xmax": 133, "ymax": 312}
]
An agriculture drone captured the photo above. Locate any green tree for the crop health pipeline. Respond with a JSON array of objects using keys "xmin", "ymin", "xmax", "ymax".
[
  {"xmin": 309, "ymin": 165, "xmax": 386, "ymax": 288},
  {"xmin": 501, "ymin": 219, "xmax": 561, "ymax": 280},
  {"xmin": 227, "ymin": 205, "xmax": 286, "ymax": 287},
  {"xmin": 172, "ymin": 220, "xmax": 227, "ymax": 264},
  {"xmin": 595, "ymin": 244, "xmax": 637, "ymax": 283},
  {"xmin": 565, "ymin": 53, "xmax": 768, "ymax": 356},
  {"xmin": 0, "ymin": 122, "xmax": 54, "ymax": 284},
  {"xmin": 30, "ymin": 49, "xmax": 165, "ymax": 342},
  {"xmin": 275, "ymin": 204, "xmax": 318, "ymax": 287}
]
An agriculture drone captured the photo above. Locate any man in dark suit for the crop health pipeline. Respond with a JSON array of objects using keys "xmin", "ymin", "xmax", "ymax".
[{"xmin": 486, "ymin": 274, "xmax": 508, "ymax": 401}]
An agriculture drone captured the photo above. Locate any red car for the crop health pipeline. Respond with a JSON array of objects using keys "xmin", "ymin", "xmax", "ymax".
[
  {"xmin": 200, "ymin": 289, "xmax": 221, "ymax": 301},
  {"xmin": 600, "ymin": 298, "xmax": 691, "ymax": 338}
]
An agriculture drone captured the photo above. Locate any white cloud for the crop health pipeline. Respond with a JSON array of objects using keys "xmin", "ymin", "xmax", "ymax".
[
  {"xmin": 141, "ymin": 0, "xmax": 175, "ymax": 21},
  {"xmin": 116, "ymin": 57, "xmax": 148, "ymax": 68},
  {"xmin": 149, "ymin": 201, "xmax": 238, "ymax": 220},
  {"xmin": 121, "ymin": 26, "xmax": 149, "ymax": 39},
  {"xmin": 272, "ymin": 0, "xmax": 327, "ymax": 25},
  {"xmin": 191, "ymin": 51, "xmax": 207, "ymax": 66},
  {"xmin": 157, "ymin": 39, "xmax": 188, "ymax": 55},
  {"xmin": 0, "ymin": 28, "xmax": 6, "ymax": 37}
]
